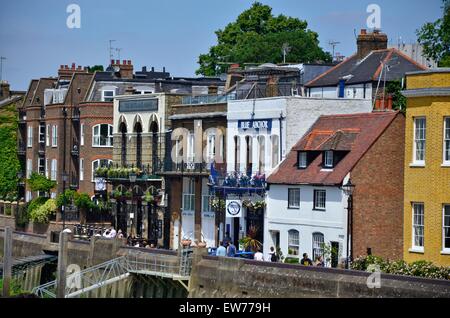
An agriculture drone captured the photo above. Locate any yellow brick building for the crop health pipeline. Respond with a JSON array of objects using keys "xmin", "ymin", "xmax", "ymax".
[{"xmin": 403, "ymin": 69, "xmax": 450, "ymax": 266}]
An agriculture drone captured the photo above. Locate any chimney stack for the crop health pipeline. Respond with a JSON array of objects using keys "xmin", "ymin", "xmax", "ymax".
[
  {"xmin": 110, "ymin": 59, "xmax": 134, "ymax": 79},
  {"xmin": 357, "ymin": 29, "xmax": 388, "ymax": 60},
  {"xmin": 58, "ymin": 63, "xmax": 88, "ymax": 79},
  {"xmin": 0, "ymin": 81, "xmax": 10, "ymax": 100}
]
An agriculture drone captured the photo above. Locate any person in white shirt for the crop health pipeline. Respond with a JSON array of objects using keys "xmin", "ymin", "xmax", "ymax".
[
  {"xmin": 254, "ymin": 249, "xmax": 264, "ymax": 261},
  {"xmin": 109, "ymin": 228, "xmax": 117, "ymax": 238}
]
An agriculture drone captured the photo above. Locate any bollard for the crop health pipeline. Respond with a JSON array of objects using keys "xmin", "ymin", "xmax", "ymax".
[
  {"xmin": 2, "ymin": 227, "xmax": 13, "ymax": 297},
  {"xmin": 56, "ymin": 231, "xmax": 69, "ymax": 298}
]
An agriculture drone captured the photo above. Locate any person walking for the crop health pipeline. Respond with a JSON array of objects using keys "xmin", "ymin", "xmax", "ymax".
[
  {"xmin": 215, "ymin": 241, "xmax": 227, "ymax": 257},
  {"xmin": 227, "ymin": 242, "xmax": 237, "ymax": 257},
  {"xmin": 300, "ymin": 253, "xmax": 313, "ymax": 266}
]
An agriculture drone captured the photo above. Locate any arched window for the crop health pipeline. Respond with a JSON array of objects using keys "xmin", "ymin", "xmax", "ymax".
[
  {"xmin": 92, "ymin": 159, "xmax": 112, "ymax": 182},
  {"xmin": 258, "ymin": 136, "xmax": 265, "ymax": 173},
  {"xmin": 245, "ymin": 136, "xmax": 252, "ymax": 174},
  {"xmin": 119, "ymin": 122, "xmax": 127, "ymax": 166},
  {"xmin": 234, "ymin": 136, "xmax": 240, "ymax": 171},
  {"xmin": 92, "ymin": 124, "xmax": 113, "ymax": 147},
  {"xmin": 271, "ymin": 135, "xmax": 279, "ymax": 168},
  {"xmin": 312, "ymin": 232, "xmax": 325, "ymax": 260},
  {"xmin": 134, "ymin": 122, "xmax": 143, "ymax": 167},
  {"xmin": 288, "ymin": 230, "xmax": 300, "ymax": 257}
]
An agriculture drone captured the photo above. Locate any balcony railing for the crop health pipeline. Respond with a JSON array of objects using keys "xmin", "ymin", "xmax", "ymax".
[
  {"xmin": 95, "ymin": 164, "xmax": 161, "ymax": 182},
  {"xmin": 235, "ymin": 82, "xmax": 302, "ymax": 100},
  {"xmin": 181, "ymin": 94, "xmax": 236, "ymax": 105},
  {"xmin": 208, "ymin": 171, "xmax": 267, "ymax": 196}
]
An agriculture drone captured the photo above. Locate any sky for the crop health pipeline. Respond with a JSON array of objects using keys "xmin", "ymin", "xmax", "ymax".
[{"xmin": 0, "ymin": 0, "xmax": 444, "ymax": 90}]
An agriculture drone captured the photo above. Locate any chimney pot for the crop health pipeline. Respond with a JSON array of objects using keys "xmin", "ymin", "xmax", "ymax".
[
  {"xmin": 60, "ymin": 65, "xmax": 64, "ymax": 69},
  {"xmin": 65, "ymin": 65, "xmax": 69, "ymax": 69},
  {"xmin": 127, "ymin": 60, "xmax": 131, "ymax": 65},
  {"xmin": 142, "ymin": 66, "xmax": 147, "ymax": 72},
  {"xmin": 163, "ymin": 67, "xmax": 166, "ymax": 73},
  {"xmin": 72, "ymin": 63, "xmax": 76, "ymax": 69},
  {"xmin": 361, "ymin": 29, "xmax": 367, "ymax": 35},
  {"xmin": 151, "ymin": 67, "xmax": 155, "ymax": 72},
  {"xmin": 77, "ymin": 66, "xmax": 82, "ymax": 70},
  {"xmin": 111, "ymin": 59, "xmax": 115, "ymax": 65},
  {"xmin": 116, "ymin": 60, "xmax": 120, "ymax": 65},
  {"xmin": 123, "ymin": 60, "xmax": 126, "ymax": 65}
]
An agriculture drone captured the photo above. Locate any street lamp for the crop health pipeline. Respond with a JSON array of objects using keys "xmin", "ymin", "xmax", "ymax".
[
  {"xmin": 61, "ymin": 172, "xmax": 69, "ymax": 230},
  {"xmin": 16, "ymin": 171, "xmax": 23, "ymax": 216},
  {"xmin": 129, "ymin": 172, "xmax": 137, "ymax": 237},
  {"xmin": 341, "ymin": 179, "xmax": 355, "ymax": 269}
]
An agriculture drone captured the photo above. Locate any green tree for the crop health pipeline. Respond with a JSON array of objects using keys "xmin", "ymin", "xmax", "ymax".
[
  {"xmin": 87, "ymin": 65, "xmax": 104, "ymax": 73},
  {"xmin": 196, "ymin": 2, "xmax": 331, "ymax": 76},
  {"xmin": 386, "ymin": 80, "xmax": 407, "ymax": 112},
  {"xmin": 417, "ymin": 0, "xmax": 450, "ymax": 67},
  {"xmin": 29, "ymin": 199, "xmax": 57, "ymax": 224},
  {"xmin": 74, "ymin": 193, "xmax": 95, "ymax": 224},
  {"xmin": 27, "ymin": 172, "xmax": 57, "ymax": 197}
]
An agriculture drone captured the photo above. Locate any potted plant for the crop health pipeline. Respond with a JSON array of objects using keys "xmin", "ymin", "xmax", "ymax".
[
  {"xmin": 239, "ymin": 225, "xmax": 262, "ymax": 252},
  {"xmin": 181, "ymin": 238, "xmax": 192, "ymax": 247}
]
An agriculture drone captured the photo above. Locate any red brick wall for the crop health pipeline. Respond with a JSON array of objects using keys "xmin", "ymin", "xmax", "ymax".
[{"xmin": 351, "ymin": 113, "xmax": 405, "ymax": 260}]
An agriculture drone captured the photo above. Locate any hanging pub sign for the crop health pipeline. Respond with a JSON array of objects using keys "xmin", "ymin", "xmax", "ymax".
[
  {"xmin": 94, "ymin": 178, "xmax": 106, "ymax": 191},
  {"xmin": 226, "ymin": 200, "xmax": 242, "ymax": 218},
  {"xmin": 238, "ymin": 119, "xmax": 272, "ymax": 133}
]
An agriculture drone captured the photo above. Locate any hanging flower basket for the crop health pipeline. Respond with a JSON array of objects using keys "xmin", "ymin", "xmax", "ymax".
[{"xmin": 196, "ymin": 241, "xmax": 207, "ymax": 248}]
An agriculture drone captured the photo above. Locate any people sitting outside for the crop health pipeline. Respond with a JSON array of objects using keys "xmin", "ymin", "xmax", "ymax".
[
  {"xmin": 300, "ymin": 253, "xmax": 313, "ymax": 266},
  {"xmin": 117, "ymin": 229, "xmax": 124, "ymax": 239},
  {"xmin": 227, "ymin": 242, "xmax": 236, "ymax": 257},
  {"xmin": 314, "ymin": 255, "xmax": 325, "ymax": 267},
  {"xmin": 109, "ymin": 228, "xmax": 117, "ymax": 238},
  {"xmin": 253, "ymin": 249, "xmax": 264, "ymax": 261},
  {"xmin": 215, "ymin": 241, "xmax": 227, "ymax": 257}
]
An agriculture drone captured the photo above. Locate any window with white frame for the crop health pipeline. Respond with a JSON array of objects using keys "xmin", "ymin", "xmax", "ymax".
[
  {"xmin": 412, "ymin": 203, "xmax": 424, "ymax": 249},
  {"xmin": 314, "ymin": 189, "xmax": 326, "ymax": 210},
  {"xmin": 46, "ymin": 124, "xmax": 50, "ymax": 146},
  {"xmin": 101, "ymin": 90, "xmax": 115, "ymax": 102},
  {"xmin": 312, "ymin": 232, "xmax": 325, "ymax": 260},
  {"xmin": 324, "ymin": 151, "xmax": 334, "ymax": 168},
  {"xmin": 443, "ymin": 205, "xmax": 450, "ymax": 251},
  {"xmin": 27, "ymin": 126, "xmax": 33, "ymax": 147},
  {"xmin": 187, "ymin": 133, "xmax": 195, "ymax": 162},
  {"xmin": 298, "ymin": 152, "xmax": 307, "ymax": 169},
  {"xmin": 52, "ymin": 125, "xmax": 58, "ymax": 147},
  {"xmin": 92, "ymin": 159, "xmax": 112, "ymax": 182},
  {"xmin": 288, "ymin": 188, "xmax": 300, "ymax": 209},
  {"xmin": 80, "ymin": 158, "xmax": 84, "ymax": 181},
  {"xmin": 38, "ymin": 158, "xmax": 45, "ymax": 175},
  {"xmin": 413, "ymin": 117, "xmax": 426, "ymax": 164},
  {"xmin": 50, "ymin": 159, "xmax": 57, "ymax": 181},
  {"xmin": 92, "ymin": 124, "xmax": 113, "ymax": 147},
  {"xmin": 26, "ymin": 159, "xmax": 32, "ymax": 178},
  {"xmin": 81, "ymin": 123, "xmax": 85, "ymax": 146},
  {"xmin": 444, "ymin": 118, "xmax": 450, "ymax": 163},
  {"xmin": 39, "ymin": 125, "xmax": 45, "ymax": 144},
  {"xmin": 45, "ymin": 159, "xmax": 49, "ymax": 178},
  {"xmin": 183, "ymin": 178, "xmax": 195, "ymax": 211},
  {"xmin": 288, "ymin": 230, "xmax": 300, "ymax": 257},
  {"xmin": 207, "ymin": 134, "xmax": 215, "ymax": 162}
]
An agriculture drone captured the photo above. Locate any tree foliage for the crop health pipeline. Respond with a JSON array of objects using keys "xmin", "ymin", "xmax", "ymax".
[
  {"xmin": 0, "ymin": 102, "xmax": 20, "ymax": 200},
  {"xmin": 29, "ymin": 199, "xmax": 57, "ymax": 224},
  {"xmin": 27, "ymin": 173, "xmax": 56, "ymax": 196},
  {"xmin": 196, "ymin": 2, "xmax": 331, "ymax": 76},
  {"xmin": 417, "ymin": 0, "xmax": 450, "ymax": 67},
  {"xmin": 87, "ymin": 65, "xmax": 104, "ymax": 73}
]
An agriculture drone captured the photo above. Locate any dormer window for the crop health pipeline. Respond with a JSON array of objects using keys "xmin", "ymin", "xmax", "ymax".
[
  {"xmin": 324, "ymin": 151, "xmax": 334, "ymax": 168},
  {"xmin": 102, "ymin": 90, "xmax": 115, "ymax": 102},
  {"xmin": 298, "ymin": 152, "xmax": 307, "ymax": 169}
]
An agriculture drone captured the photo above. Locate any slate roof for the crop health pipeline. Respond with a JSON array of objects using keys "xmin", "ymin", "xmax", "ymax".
[
  {"xmin": 267, "ymin": 111, "xmax": 400, "ymax": 186},
  {"xmin": 305, "ymin": 49, "xmax": 427, "ymax": 88}
]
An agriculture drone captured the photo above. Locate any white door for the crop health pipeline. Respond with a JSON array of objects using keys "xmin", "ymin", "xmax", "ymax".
[
  {"xmin": 201, "ymin": 212, "xmax": 216, "ymax": 248},
  {"xmin": 173, "ymin": 219, "xmax": 180, "ymax": 250}
]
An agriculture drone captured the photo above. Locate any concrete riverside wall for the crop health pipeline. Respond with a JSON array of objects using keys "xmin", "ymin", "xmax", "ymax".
[{"xmin": 188, "ymin": 253, "xmax": 450, "ymax": 298}]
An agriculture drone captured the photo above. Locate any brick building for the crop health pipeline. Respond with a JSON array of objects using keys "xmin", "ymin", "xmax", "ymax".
[
  {"xmin": 402, "ymin": 69, "xmax": 450, "ymax": 266},
  {"xmin": 266, "ymin": 111, "xmax": 405, "ymax": 265}
]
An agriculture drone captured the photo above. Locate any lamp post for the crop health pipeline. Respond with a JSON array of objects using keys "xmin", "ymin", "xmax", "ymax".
[
  {"xmin": 61, "ymin": 172, "xmax": 69, "ymax": 230},
  {"xmin": 341, "ymin": 179, "xmax": 355, "ymax": 269},
  {"xmin": 129, "ymin": 172, "xmax": 137, "ymax": 237},
  {"xmin": 17, "ymin": 171, "xmax": 23, "ymax": 217}
]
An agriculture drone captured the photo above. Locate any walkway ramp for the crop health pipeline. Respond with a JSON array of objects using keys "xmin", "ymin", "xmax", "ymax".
[{"xmin": 32, "ymin": 250, "xmax": 192, "ymax": 298}]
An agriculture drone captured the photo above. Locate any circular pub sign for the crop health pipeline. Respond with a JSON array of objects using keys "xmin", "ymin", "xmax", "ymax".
[{"xmin": 226, "ymin": 200, "xmax": 242, "ymax": 218}]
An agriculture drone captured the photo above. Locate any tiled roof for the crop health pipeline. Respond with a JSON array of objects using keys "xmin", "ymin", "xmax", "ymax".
[
  {"xmin": 305, "ymin": 49, "xmax": 427, "ymax": 88},
  {"xmin": 267, "ymin": 111, "xmax": 400, "ymax": 186}
]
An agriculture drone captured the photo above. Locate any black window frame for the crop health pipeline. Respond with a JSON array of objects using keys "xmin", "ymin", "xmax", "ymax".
[{"xmin": 313, "ymin": 189, "xmax": 326, "ymax": 211}]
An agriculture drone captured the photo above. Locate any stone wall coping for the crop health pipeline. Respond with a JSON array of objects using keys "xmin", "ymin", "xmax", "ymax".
[
  {"xmin": 202, "ymin": 255, "xmax": 450, "ymax": 286},
  {"xmin": 121, "ymin": 246, "xmax": 177, "ymax": 256}
]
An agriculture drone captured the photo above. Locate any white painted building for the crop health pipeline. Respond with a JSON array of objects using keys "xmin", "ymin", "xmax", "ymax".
[
  {"xmin": 264, "ymin": 182, "xmax": 349, "ymax": 266},
  {"xmin": 224, "ymin": 96, "xmax": 371, "ymax": 246}
]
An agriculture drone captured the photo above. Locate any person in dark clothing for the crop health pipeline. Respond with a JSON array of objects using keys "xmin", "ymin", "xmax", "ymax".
[
  {"xmin": 300, "ymin": 253, "xmax": 313, "ymax": 266},
  {"xmin": 227, "ymin": 242, "xmax": 237, "ymax": 257},
  {"xmin": 223, "ymin": 232, "xmax": 232, "ymax": 247}
]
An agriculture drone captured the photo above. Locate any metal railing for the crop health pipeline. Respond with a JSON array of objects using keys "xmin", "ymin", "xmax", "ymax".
[
  {"xmin": 181, "ymin": 94, "xmax": 236, "ymax": 105},
  {"xmin": 32, "ymin": 250, "xmax": 193, "ymax": 298}
]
